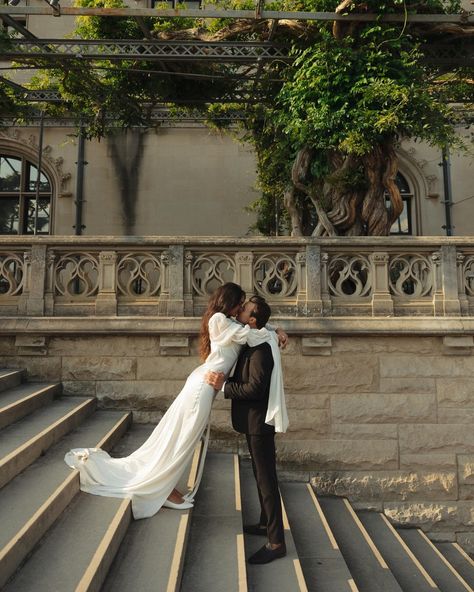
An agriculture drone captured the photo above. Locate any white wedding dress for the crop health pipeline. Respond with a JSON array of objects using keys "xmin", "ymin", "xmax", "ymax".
[{"xmin": 64, "ymin": 313, "xmax": 262, "ymax": 519}]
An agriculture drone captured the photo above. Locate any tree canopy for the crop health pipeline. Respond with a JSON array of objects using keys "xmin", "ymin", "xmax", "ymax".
[{"xmin": 1, "ymin": 0, "xmax": 473, "ymax": 235}]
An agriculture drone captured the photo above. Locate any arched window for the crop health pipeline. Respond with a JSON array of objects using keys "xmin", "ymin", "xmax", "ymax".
[
  {"xmin": 0, "ymin": 154, "xmax": 52, "ymax": 235},
  {"xmin": 385, "ymin": 172, "xmax": 413, "ymax": 235}
]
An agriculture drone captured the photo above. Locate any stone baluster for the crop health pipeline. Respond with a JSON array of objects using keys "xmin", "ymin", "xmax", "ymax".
[
  {"xmin": 438, "ymin": 245, "xmax": 461, "ymax": 316},
  {"xmin": 369, "ymin": 252, "xmax": 394, "ymax": 316},
  {"xmin": 432, "ymin": 251, "xmax": 444, "ymax": 316},
  {"xmin": 320, "ymin": 252, "xmax": 332, "ymax": 314},
  {"xmin": 96, "ymin": 250, "xmax": 118, "ymax": 315},
  {"xmin": 158, "ymin": 250, "xmax": 170, "ymax": 315},
  {"xmin": 235, "ymin": 252, "xmax": 254, "ymax": 295},
  {"xmin": 44, "ymin": 249, "xmax": 56, "ymax": 316},
  {"xmin": 183, "ymin": 250, "xmax": 194, "ymax": 315},
  {"xmin": 26, "ymin": 244, "xmax": 48, "ymax": 316},
  {"xmin": 295, "ymin": 250, "xmax": 307, "ymax": 314},
  {"xmin": 456, "ymin": 253, "xmax": 470, "ymax": 316},
  {"xmin": 166, "ymin": 245, "xmax": 185, "ymax": 316},
  {"xmin": 17, "ymin": 250, "xmax": 31, "ymax": 315},
  {"xmin": 301, "ymin": 244, "xmax": 323, "ymax": 316}
]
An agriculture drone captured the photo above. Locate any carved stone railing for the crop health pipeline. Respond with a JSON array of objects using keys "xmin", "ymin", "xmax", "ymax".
[{"xmin": 1, "ymin": 236, "xmax": 473, "ymax": 318}]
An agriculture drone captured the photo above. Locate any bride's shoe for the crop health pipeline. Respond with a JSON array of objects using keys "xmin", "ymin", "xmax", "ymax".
[{"xmin": 163, "ymin": 499, "xmax": 194, "ymax": 510}]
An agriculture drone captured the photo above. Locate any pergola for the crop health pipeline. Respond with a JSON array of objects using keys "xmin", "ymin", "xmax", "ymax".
[{"xmin": 1, "ymin": 5, "xmax": 473, "ymax": 123}]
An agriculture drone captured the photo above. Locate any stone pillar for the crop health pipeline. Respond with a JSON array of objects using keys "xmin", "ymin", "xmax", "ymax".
[
  {"xmin": 439, "ymin": 245, "xmax": 461, "ymax": 316},
  {"xmin": 456, "ymin": 253, "xmax": 469, "ymax": 316},
  {"xmin": 235, "ymin": 252, "xmax": 253, "ymax": 295},
  {"xmin": 166, "ymin": 244, "xmax": 185, "ymax": 316},
  {"xmin": 183, "ymin": 250, "xmax": 194, "ymax": 316},
  {"xmin": 320, "ymin": 252, "xmax": 332, "ymax": 315},
  {"xmin": 370, "ymin": 252, "xmax": 394, "ymax": 316},
  {"xmin": 95, "ymin": 250, "xmax": 117, "ymax": 315},
  {"xmin": 17, "ymin": 250, "xmax": 30, "ymax": 315},
  {"xmin": 26, "ymin": 244, "xmax": 47, "ymax": 316},
  {"xmin": 158, "ymin": 250, "xmax": 170, "ymax": 315},
  {"xmin": 44, "ymin": 249, "xmax": 56, "ymax": 316},
  {"xmin": 432, "ymin": 251, "xmax": 444, "ymax": 316},
  {"xmin": 302, "ymin": 244, "xmax": 323, "ymax": 316}
]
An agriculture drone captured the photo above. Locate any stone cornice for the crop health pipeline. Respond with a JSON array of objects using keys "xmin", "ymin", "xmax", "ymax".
[
  {"xmin": 1, "ymin": 316, "xmax": 473, "ymax": 336},
  {"xmin": 1, "ymin": 235, "xmax": 474, "ymax": 248}
]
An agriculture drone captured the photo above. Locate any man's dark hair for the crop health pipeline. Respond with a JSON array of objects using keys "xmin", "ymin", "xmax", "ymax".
[{"xmin": 249, "ymin": 295, "xmax": 271, "ymax": 329}]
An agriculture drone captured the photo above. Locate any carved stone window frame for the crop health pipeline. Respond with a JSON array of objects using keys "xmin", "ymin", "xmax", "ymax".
[{"xmin": 0, "ymin": 129, "xmax": 73, "ymax": 235}]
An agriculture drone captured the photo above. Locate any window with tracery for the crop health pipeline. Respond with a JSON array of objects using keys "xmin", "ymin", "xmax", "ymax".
[
  {"xmin": 386, "ymin": 172, "xmax": 414, "ymax": 235},
  {"xmin": 0, "ymin": 154, "xmax": 52, "ymax": 235}
]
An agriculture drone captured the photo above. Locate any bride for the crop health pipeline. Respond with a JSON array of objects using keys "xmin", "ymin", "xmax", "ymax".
[{"xmin": 64, "ymin": 282, "xmax": 287, "ymax": 520}]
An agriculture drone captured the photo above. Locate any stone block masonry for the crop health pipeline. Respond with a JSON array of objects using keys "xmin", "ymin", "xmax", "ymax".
[{"xmin": 0, "ymin": 331, "xmax": 474, "ymax": 553}]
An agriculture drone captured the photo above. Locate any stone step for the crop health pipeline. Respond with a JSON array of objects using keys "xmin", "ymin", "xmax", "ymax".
[
  {"xmin": 318, "ymin": 497, "xmax": 403, "ymax": 592},
  {"xmin": 0, "ymin": 382, "xmax": 62, "ymax": 430},
  {"xmin": 435, "ymin": 542, "xmax": 474, "ymax": 589},
  {"xmin": 3, "ymin": 492, "xmax": 132, "ymax": 592},
  {"xmin": 102, "ymin": 425, "xmax": 203, "ymax": 592},
  {"xmin": 0, "ymin": 369, "xmax": 25, "ymax": 393},
  {"xmin": 357, "ymin": 510, "xmax": 441, "ymax": 592},
  {"xmin": 398, "ymin": 529, "xmax": 474, "ymax": 592},
  {"xmin": 0, "ymin": 396, "xmax": 96, "ymax": 489},
  {"xmin": 280, "ymin": 482, "xmax": 356, "ymax": 592},
  {"xmin": 0, "ymin": 410, "xmax": 131, "ymax": 589},
  {"xmin": 180, "ymin": 452, "xmax": 247, "ymax": 592},
  {"xmin": 240, "ymin": 461, "xmax": 308, "ymax": 592}
]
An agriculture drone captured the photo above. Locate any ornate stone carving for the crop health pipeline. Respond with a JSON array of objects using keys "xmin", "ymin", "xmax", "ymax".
[
  {"xmin": 0, "ymin": 252, "xmax": 25, "ymax": 296},
  {"xmin": 0, "ymin": 128, "xmax": 73, "ymax": 198},
  {"xmin": 235, "ymin": 253, "xmax": 253, "ymax": 264},
  {"xmin": 116, "ymin": 252, "xmax": 162, "ymax": 298},
  {"xmin": 191, "ymin": 253, "xmax": 236, "ymax": 296},
  {"xmin": 253, "ymin": 253, "xmax": 297, "ymax": 298},
  {"xmin": 389, "ymin": 254, "xmax": 434, "ymax": 298},
  {"xmin": 100, "ymin": 252, "xmax": 117, "ymax": 264},
  {"xmin": 371, "ymin": 253, "xmax": 390, "ymax": 264},
  {"xmin": 327, "ymin": 254, "xmax": 372, "ymax": 298},
  {"xmin": 184, "ymin": 251, "xmax": 194, "ymax": 266},
  {"xmin": 461, "ymin": 255, "xmax": 474, "ymax": 296},
  {"xmin": 54, "ymin": 252, "xmax": 99, "ymax": 298},
  {"xmin": 296, "ymin": 252, "xmax": 306, "ymax": 264}
]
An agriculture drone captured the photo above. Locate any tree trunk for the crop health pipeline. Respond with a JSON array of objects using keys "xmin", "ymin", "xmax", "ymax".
[
  {"xmin": 291, "ymin": 147, "xmax": 337, "ymax": 236},
  {"xmin": 283, "ymin": 184, "xmax": 303, "ymax": 236},
  {"xmin": 360, "ymin": 141, "xmax": 402, "ymax": 236},
  {"xmin": 281, "ymin": 141, "xmax": 402, "ymax": 237}
]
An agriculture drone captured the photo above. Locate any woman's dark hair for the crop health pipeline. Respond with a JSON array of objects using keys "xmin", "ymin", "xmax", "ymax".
[{"xmin": 199, "ymin": 282, "xmax": 245, "ymax": 361}]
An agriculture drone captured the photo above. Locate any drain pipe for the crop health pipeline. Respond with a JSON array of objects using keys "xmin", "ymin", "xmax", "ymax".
[
  {"xmin": 74, "ymin": 125, "xmax": 87, "ymax": 235},
  {"xmin": 441, "ymin": 147, "xmax": 454, "ymax": 236},
  {"xmin": 33, "ymin": 111, "xmax": 44, "ymax": 235}
]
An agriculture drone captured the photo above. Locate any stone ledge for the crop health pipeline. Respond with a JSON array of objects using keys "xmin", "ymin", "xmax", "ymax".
[
  {"xmin": 1, "ymin": 316, "xmax": 474, "ymax": 336},
  {"xmin": 310, "ymin": 470, "xmax": 457, "ymax": 502},
  {"xmin": 383, "ymin": 501, "xmax": 474, "ymax": 531}
]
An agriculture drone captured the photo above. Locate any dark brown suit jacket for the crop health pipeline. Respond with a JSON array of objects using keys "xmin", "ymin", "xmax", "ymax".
[{"xmin": 224, "ymin": 342, "xmax": 274, "ymax": 435}]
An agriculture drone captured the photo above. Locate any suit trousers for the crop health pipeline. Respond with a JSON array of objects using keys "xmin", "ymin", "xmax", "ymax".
[{"xmin": 245, "ymin": 433, "xmax": 285, "ymax": 545}]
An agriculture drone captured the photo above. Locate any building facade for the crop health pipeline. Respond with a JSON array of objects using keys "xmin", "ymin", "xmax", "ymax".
[{"xmin": 1, "ymin": 0, "xmax": 473, "ymax": 238}]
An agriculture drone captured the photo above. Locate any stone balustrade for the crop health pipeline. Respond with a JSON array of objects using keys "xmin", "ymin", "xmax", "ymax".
[
  {"xmin": 1, "ymin": 236, "xmax": 474, "ymax": 319},
  {"xmin": 1, "ymin": 235, "xmax": 474, "ymax": 551}
]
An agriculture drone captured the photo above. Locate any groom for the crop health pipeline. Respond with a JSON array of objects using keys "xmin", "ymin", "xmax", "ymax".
[{"xmin": 205, "ymin": 295, "xmax": 286, "ymax": 564}]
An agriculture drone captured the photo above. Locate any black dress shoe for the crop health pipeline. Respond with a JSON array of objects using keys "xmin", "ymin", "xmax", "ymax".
[
  {"xmin": 248, "ymin": 543, "xmax": 287, "ymax": 564},
  {"xmin": 243, "ymin": 524, "xmax": 267, "ymax": 536}
]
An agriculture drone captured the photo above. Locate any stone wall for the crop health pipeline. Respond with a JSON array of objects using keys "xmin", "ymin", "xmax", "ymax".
[{"xmin": 1, "ymin": 330, "xmax": 473, "ymax": 552}]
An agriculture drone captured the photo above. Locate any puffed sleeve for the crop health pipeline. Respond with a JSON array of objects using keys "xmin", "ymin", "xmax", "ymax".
[{"xmin": 208, "ymin": 312, "xmax": 250, "ymax": 346}]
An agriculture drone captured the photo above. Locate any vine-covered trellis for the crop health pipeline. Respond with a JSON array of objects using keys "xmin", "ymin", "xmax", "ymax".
[{"xmin": 0, "ymin": 1, "xmax": 473, "ymax": 236}]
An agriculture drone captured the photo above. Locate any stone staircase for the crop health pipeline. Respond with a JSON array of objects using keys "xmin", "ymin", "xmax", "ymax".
[{"xmin": 0, "ymin": 368, "xmax": 473, "ymax": 592}]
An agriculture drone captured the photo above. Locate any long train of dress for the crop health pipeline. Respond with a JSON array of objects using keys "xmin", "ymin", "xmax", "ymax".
[{"xmin": 64, "ymin": 312, "xmax": 256, "ymax": 519}]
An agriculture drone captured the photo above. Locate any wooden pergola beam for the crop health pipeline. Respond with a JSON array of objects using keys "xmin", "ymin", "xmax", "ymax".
[{"xmin": 0, "ymin": 7, "xmax": 472, "ymax": 23}]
